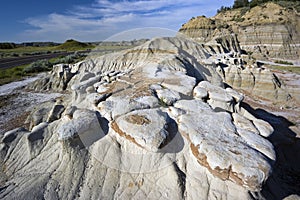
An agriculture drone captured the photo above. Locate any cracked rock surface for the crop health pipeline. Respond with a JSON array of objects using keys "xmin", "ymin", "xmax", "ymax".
[{"xmin": 0, "ymin": 37, "xmax": 277, "ymax": 199}]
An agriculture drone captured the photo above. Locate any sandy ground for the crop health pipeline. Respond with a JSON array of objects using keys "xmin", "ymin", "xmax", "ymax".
[{"xmin": 0, "ymin": 76, "xmax": 62, "ymax": 134}]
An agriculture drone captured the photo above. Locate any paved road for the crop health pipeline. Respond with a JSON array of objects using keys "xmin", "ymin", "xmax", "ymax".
[
  {"xmin": 0, "ymin": 48, "xmax": 133, "ymax": 70},
  {"xmin": 0, "ymin": 51, "xmax": 81, "ymax": 70}
]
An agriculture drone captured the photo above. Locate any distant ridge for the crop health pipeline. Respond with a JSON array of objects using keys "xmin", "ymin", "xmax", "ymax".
[{"xmin": 54, "ymin": 39, "xmax": 93, "ymax": 51}]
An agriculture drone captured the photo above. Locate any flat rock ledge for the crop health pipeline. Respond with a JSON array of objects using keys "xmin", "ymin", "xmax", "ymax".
[{"xmin": 112, "ymin": 109, "xmax": 169, "ymax": 152}]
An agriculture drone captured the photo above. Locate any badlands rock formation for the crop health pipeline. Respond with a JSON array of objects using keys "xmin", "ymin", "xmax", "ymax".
[
  {"xmin": 179, "ymin": 2, "xmax": 300, "ymax": 62},
  {"xmin": 0, "ymin": 36, "xmax": 280, "ymax": 199},
  {"xmin": 178, "ymin": 2, "xmax": 300, "ymax": 104}
]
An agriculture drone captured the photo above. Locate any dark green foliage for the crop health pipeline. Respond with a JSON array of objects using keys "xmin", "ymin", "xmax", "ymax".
[
  {"xmin": 217, "ymin": 6, "xmax": 231, "ymax": 13},
  {"xmin": 233, "ymin": 16, "xmax": 245, "ymax": 22},
  {"xmin": 23, "ymin": 59, "xmax": 52, "ymax": 73},
  {"xmin": 52, "ymin": 52, "xmax": 86, "ymax": 65},
  {"xmin": 274, "ymin": 60, "xmax": 293, "ymax": 65},
  {"xmin": 218, "ymin": 0, "xmax": 300, "ymax": 13},
  {"xmin": 249, "ymin": 0, "xmax": 300, "ymax": 8},
  {"xmin": 0, "ymin": 65, "xmax": 28, "ymax": 85},
  {"xmin": 233, "ymin": 0, "xmax": 249, "ymax": 8},
  {"xmin": 275, "ymin": 0, "xmax": 300, "ymax": 12},
  {"xmin": 22, "ymin": 52, "xmax": 86, "ymax": 74},
  {"xmin": 240, "ymin": 7, "xmax": 251, "ymax": 15},
  {"xmin": 0, "ymin": 52, "xmax": 87, "ymax": 85},
  {"xmin": 0, "ymin": 43, "xmax": 16, "ymax": 49},
  {"xmin": 55, "ymin": 39, "xmax": 91, "ymax": 51},
  {"xmin": 249, "ymin": 0, "xmax": 268, "ymax": 7}
]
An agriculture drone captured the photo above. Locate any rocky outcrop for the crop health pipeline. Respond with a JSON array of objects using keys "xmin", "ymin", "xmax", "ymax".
[
  {"xmin": 178, "ymin": 3, "xmax": 299, "ymax": 104},
  {"xmin": 27, "ymin": 64, "xmax": 77, "ymax": 91},
  {"xmin": 0, "ymin": 37, "xmax": 277, "ymax": 199},
  {"xmin": 222, "ymin": 63, "xmax": 293, "ymax": 102},
  {"xmin": 179, "ymin": 2, "xmax": 300, "ymax": 62}
]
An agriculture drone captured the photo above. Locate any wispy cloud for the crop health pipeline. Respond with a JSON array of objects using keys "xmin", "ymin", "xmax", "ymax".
[{"xmin": 20, "ymin": 0, "xmax": 233, "ymax": 42}]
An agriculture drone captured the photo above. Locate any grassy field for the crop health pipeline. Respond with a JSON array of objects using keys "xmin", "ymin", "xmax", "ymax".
[
  {"xmin": 0, "ymin": 39, "xmax": 143, "ymax": 86},
  {"xmin": 0, "ymin": 64, "xmax": 30, "ymax": 85},
  {"xmin": 0, "ymin": 40, "xmax": 95, "ymax": 58},
  {"xmin": 266, "ymin": 64, "xmax": 300, "ymax": 74},
  {"xmin": 53, "ymin": 39, "xmax": 94, "ymax": 51},
  {"xmin": 0, "ymin": 52, "xmax": 88, "ymax": 86},
  {"xmin": 0, "ymin": 46, "xmax": 54, "ymax": 53},
  {"xmin": 0, "ymin": 40, "xmax": 137, "ymax": 59},
  {"xmin": 0, "ymin": 46, "xmax": 56, "ymax": 58}
]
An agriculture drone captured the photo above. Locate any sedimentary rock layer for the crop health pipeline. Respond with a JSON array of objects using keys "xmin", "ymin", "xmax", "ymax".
[
  {"xmin": 0, "ymin": 37, "xmax": 277, "ymax": 199},
  {"xmin": 179, "ymin": 2, "xmax": 300, "ymax": 62}
]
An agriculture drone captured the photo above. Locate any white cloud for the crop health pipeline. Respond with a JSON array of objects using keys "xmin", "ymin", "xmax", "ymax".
[{"xmin": 19, "ymin": 0, "xmax": 234, "ymax": 42}]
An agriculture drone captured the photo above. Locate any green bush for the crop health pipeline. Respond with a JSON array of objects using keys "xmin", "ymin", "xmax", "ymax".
[
  {"xmin": 233, "ymin": 0, "xmax": 249, "ymax": 9},
  {"xmin": 233, "ymin": 15, "xmax": 245, "ymax": 22},
  {"xmin": 53, "ymin": 52, "xmax": 86, "ymax": 64},
  {"xmin": 11, "ymin": 53, "xmax": 19, "ymax": 57},
  {"xmin": 217, "ymin": 6, "xmax": 232, "ymax": 13},
  {"xmin": 23, "ymin": 59, "xmax": 52, "ymax": 74},
  {"xmin": 0, "ymin": 52, "xmax": 87, "ymax": 85},
  {"xmin": 275, "ymin": 60, "xmax": 293, "ymax": 65},
  {"xmin": 0, "ymin": 43, "xmax": 16, "ymax": 49},
  {"xmin": 218, "ymin": 0, "xmax": 300, "ymax": 13}
]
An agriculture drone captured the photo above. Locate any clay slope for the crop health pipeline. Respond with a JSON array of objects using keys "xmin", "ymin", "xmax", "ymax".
[
  {"xmin": 0, "ymin": 37, "xmax": 280, "ymax": 199},
  {"xmin": 179, "ymin": 2, "xmax": 300, "ymax": 62}
]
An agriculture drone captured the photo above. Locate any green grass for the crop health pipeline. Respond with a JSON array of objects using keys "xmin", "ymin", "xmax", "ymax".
[
  {"xmin": 0, "ymin": 46, "xmax": 55, "ymax": 53},
  {"xmin": 274, "ymin": 60, "xmax": 293, "ymax": 65},
  {"xmin": 0, "ymin": 39, "xmax": 94, "ymax": 58},
  {"xmin": 0, "ymin": 46, "xmax": 56, "ymax": 58},
  {"xmin": 0, "ymin": 52, "xmax": 88, "ymax": 86},
  {"xmin": 0, "ymin": 64, "xmax": 30, "ymax": 85},
  {"xmin": 54, "ymin": 39, "xmax": 94, "ymax": 51},
  {"xmin": 0, "ymin": 39, "xmax": 138, "ymax": 59},
  {"xmin": 266, "ymin": 64, "xmax": 300, "ymax": 74},
  {"xmin": 0, "ymin": 40, "xmax": 138, "ymax": 85}
]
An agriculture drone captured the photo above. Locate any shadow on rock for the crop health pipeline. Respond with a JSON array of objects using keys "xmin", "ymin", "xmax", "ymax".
[
  {"xmin": 241, "ymin": 102, "xmax": 300, "ymax": 199},
  {"xmin": 159, "ymin": 117, "xmax": 184, "ymax": 154},
  {"xmin": 78, "ymin": 112, "xmax": 110, "ymax": 148}
]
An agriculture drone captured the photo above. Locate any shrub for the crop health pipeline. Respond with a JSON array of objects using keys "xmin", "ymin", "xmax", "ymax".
[
  {"xmin": 240, "ymin": 7, "xmax": 250, "ymax": 15},
  {"xmin": 52, "ymin": 52, "xmax": 85, "ymax": 65},
  {"xmin": 217, "ymin": 6, "xmax": 231, "ymax": 13},
  {"xmin": 11, "ymin": 53, "xmax": 19, "ymax": 57},
  {"xmin": 23, "ymin": 59, "xmax": 52, "ymax": 74},
  {"xmin": 233, "ymin": 0, "xmax": 249, "ymax": 9},
  {"xmin": 233, "ymin": 15, "xmax": 245, "ymax": 22},
  {"xmin": 0, "ymin": 43, "xmax": 16, "ymax": 49},
  {"xmin": 274, "ymin": 60, "xmax": 293, "ymax": 65}
]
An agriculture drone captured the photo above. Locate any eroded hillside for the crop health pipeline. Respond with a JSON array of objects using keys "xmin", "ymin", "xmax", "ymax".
[{"xmin": 179, "ymin": 2, "xmax": 300, "ymax": 62}]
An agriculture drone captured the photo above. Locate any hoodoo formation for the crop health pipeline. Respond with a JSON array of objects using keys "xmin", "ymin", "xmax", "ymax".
[{"xmin": 0, "ymin": 1, "xmax": 299, "ymax": 200}]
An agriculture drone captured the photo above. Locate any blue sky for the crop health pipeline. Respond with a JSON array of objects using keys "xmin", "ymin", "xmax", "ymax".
[{"xmin": 1, "ymin": 0, "xmax": 234, "ymax": 42}]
